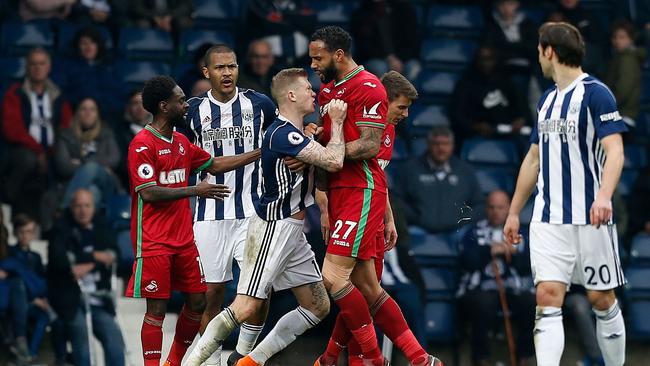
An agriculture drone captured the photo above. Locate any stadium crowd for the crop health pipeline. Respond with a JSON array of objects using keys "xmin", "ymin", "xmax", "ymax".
[{"xmin": 0, "ymin": 0, "xmax": 649, "ymax": 365}]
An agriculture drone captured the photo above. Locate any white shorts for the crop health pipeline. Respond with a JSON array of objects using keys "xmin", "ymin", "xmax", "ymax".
[
  {"xmin": 194, "ymin": 218, "xmax": 249, "ymax": 283},
  {"xmin": 529, "ymin": 222, "xmax": 626, "ymax": 291},
  {"xmin": 237, "ymin": 214, "xmax": 322, "ymax": 299}
]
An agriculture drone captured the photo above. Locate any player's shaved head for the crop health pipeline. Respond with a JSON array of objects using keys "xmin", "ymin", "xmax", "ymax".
[
  {"xmin": 271, "ymin": 68, "xmax": 308, "ymax": 105},
  {"xmin": 203, "ymin": 44, "xmax": 236, "ymax": 67}
]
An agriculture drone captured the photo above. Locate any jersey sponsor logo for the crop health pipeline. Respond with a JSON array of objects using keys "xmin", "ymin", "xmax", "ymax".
[
  {"xmin": 144, "ymin": 280, "xmax": 158, "ymax": 293},
  {"xmin": 137, "ymin": 164, "xmax": 154, "ymax": 179},
  {"xmin": 178, "ymin": 143, "xmax": 185, "ymax": 155},
  {"xmin": 362, "ymin": 101, "xmax": 382, "ymax": 120},
  {"xmin": 600, "ymin": 111, "xmax": 621, "ymax": 122},
  {"xmin": 288, "ymin": 131, "xmax": 305, "ymax": 145},
  {"xmin": 363, "ymin": 81, "xmax": 377, "ymax": 88},
  {"xmin": 135, "ymin": 146, "xmax": 148, "ymax": 153},
  {"xmin": 158, "ymin": 148, "xmax": 171, "ymax": 155},
  {"xmin": 319, "ymin": 103, "xmax": 329, "ymax": 117},
  {"xmin": 201, "ymin": 126, "xmax": 254, "ymax": 148},
  {"xmin": 538, "ymin": 118, "xmax": 577, "ymax": 141},
  {"xmin": 160, "ymin": 169, "xmax": 186, "ymax": 184}
]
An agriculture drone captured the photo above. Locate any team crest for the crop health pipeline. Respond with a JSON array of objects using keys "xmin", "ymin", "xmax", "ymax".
[
  {"xmin": 178, "ymin": 143, "xmax": 185, "ymax": 155},
  {"xmin": 384, "ymin": 134, "xmax": 391, "ymax": 147},
  {"xmin": 569, "ymin": 102, "xmax": 581, "ymax": 114},
  {"xmin": 242, "ymin": 109, "xmax": 254, "ymax": 122}
]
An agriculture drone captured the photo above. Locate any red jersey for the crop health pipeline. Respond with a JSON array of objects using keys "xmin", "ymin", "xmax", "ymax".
[
  {"xmin": 376, "ymin": 124, "xmax": 395, "ymax": 169},
  {"xmin": 318, "ymin": 66, "xmax": 388, "ymax": 193},
  {"xmin": 128, "ymin": 125, "xmax": 212, "ymax": 257}
]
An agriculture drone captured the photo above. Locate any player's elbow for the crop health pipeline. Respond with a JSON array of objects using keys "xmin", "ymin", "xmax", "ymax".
[{"xmin": 138, "ymin": 188, "xmax": 156, "ymax": 203}]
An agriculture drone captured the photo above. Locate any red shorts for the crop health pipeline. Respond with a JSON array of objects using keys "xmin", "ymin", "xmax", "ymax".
[
  {"xmin": 374, "ymin": 229, "xmax": 385, "ymax": 280},
  {"xmin": 125, "ymin": 243, "xmax": 206, "ymax": 299},
  {"xmin": 327, "ymin": 187, "xmax": 387, "ymax": 260}
]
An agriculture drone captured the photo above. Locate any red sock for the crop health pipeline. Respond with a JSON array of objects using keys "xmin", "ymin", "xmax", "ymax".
[
  {"xmin": 142, "ymin": 312, "xmax": 165, "ymax": 366},
  {"xmin": 165, "ymin": 306, "xmax": 203, "ymax": 366},
  {"xmin": 347, "ymin": 336, "xmax": 364, "ymax": 365},
  {"xmin": 372, "ymin": 291, "xmax": 426, "ymax": 364},
  {"xmin": 332, "ymin": 284, "xmax": 382, "ymax": 362},
  {"xmin": 324, "ymin": 313, "xmax": 352, "ymax": 360}
]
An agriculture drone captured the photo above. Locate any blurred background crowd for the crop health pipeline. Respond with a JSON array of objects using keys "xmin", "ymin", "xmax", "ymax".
[{"xmin": 1, "ymin": 0, "xmax": 650, "ymax": 365}]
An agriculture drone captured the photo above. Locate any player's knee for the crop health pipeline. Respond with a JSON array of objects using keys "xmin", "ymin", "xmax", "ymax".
[
  {"xmin": 321, "ymin": 260, "xmax": 353, "ymax": 294},
  {"xmin": 233, "ymin": 296, "xmax": 263, "ymax": 322},
  {"xmin": 205, "ymin": 284, "xmax": 226, "ymax": 309},
  {"xmin": 587, "ymin": 290, "xmax": 616, "ymax": 311},
  {"xmin": 186, "ymin": 294, "xmax": 207, "ymax": 313},
  {"xmin": 536, "ymin": 283, "xmax": 564, "ymax": 307}
]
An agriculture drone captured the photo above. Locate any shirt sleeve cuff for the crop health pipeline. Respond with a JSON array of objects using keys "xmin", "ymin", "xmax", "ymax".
[
  {"xmin": 135, "ymin": 181, "xmax": 157, "ymax": 192},
  {"xmin": 355, "ymin": 121, "xmax": 386, "ymax": 129},
  {"xmin": 193, "ymin": 157, "xmax": 213, "ymax": 173}
]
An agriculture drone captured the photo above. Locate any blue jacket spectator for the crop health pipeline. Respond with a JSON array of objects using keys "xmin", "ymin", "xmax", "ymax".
[
  {"xmin": 394, "ymin": 127, "xmax": 484, "ymax": 234},
  {"xmin": 47, "ymin": 189, "xmax": 125, "ymax": 366}
]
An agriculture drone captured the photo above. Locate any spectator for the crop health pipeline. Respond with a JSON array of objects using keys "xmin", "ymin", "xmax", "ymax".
[
  {"xmin": 457, "ymin": 190, "xmax": 535, "ymax": 366},
  {"xmin": 394, "ymin": 126, "xmax": 483, "ymax": 234},
  {"xmin": 62, "ymin": 27, "xmax": 121, "ymax": 112},
  {"xmin": 113, "ymin": 90, "xmax": 151, "ymax": 188},
  {"xmin": 451, "ymin": 45, "xmax": 527, "ymax": 144},
  {"xmin": 556, "ymin": 0, "xmax": 605, "ymax": 75},
  {"xmin": 245, "ymin": 0, "xmax": 316, "ymax": 66},
  {"xmin": 238, "ymin": 39, "xmax": 278, "ymax": 96},
  {"xmin": 1, "ymin": 47, "xmax": 73, "ymax": 221},
  {"xmin": 627, "ymin": 165, "xmax": 650, "ymax": 237},
  {"xmin": 19, "ymin": 0, "xmax": 76, "ymax": 21},
  {"xmin": 605, "ymin": 20, "xmax": 645, "ymax": 127},
  {"xmin": 8, "ymin": 214, "xmax": 53, "ymax": 360},
  {"xmin": 178, "ymin": 43, "xmax": 212, "ymax": 96},
  {"xmin": 191, "ymin": 78, "xmax": 211, "ymax": 97},
  {"xmin": 54, "ymin": 97, "xmax": 121, "ymax": 209},
  {"xmin": 485, "ymin": 0, "xmax": 538, "ymax": 96},
  {"xmin": 69, "ymin": 0, "xmax": 128, "ymax": 33},
  {"xmin": 350, "ymin": 0, "xmax": 421, "ymax": 80},
  {"xmin": 132, "ymin": 0, "xmax": 192, "ymax": 34},
  {"xmin": 47, "ymin": 189, "xmax": 124, "ymax": 366}
]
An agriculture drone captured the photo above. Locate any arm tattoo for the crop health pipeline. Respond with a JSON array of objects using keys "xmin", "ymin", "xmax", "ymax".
[
  {"xmin": 345, "ymin": 126, "xmax": 383, "ymax": 160},
  {"xmin": 296, "ymin": 124, "xmax": 345, "ymax": 172}
]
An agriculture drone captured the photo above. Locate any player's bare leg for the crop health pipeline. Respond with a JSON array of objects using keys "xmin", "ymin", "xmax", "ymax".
[
  {"xmin": 533, "ymin": 281, "xmax": 566, "ymax": 366},
  {"xmin": 586, "ymin": 289, "xmax": 625, "ymax": 366},
  {"xmin": 164, "ymin": 293, "xmax": 206, "ymax": 366},
  {"xmin": 184, "ymin": 294, "xmax": 264, "ymax": 366},
  {"xmin": 236, "ymin": 281, "xmax": 330, "ymax": 365},
  {"xmin": 142, "ymin": 298, "xmax": 167, "ymax": 366},
  {"xmin": 319, "ymin": 253, "xmax": 385, "ymax": 365}
]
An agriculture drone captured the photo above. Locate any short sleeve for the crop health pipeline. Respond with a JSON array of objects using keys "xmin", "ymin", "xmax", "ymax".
[
  {"xmin": 588, "ymin": 84, "xmax": 628, "ymax": 139},
  {"xmin": 189, "ymin": 142, "xmax": 213, "ymax": 173},
  {"xmin": 350, "ymin": 82, "xmax": 388, "ymax": 130},
  {"xmin": 260, "ymin": 94, "xmax": 277, "ymax": 131},
  {"xmin": 529, "ymin": 122, "xmax": 539, "ymax": 144},
  {"xmin": 127, "ymin": 139, "xmax": 157, "ymax": 192},
  {"xmin": 269, "ymin": 125, "xmax": 311, "ymax": 157}
]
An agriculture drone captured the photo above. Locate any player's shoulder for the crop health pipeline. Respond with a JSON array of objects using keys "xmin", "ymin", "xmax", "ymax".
[
  {"xmin": 581, "ymin": 75, "xmax": 615, "ymax": 100},
  {"xmin": 240, "ymin": 88, "xmax": 271, "ymax": 102},
  {"xmin": 130, "ymin": 128, "xmax": 154, "ymax": 146},
  {"xmin": 187, "ymin": 93, "xmax": 210, "ymax": 108},
  {"xmin": 354, "ymin": 70, "xmax": 387, "ymax": 97}
]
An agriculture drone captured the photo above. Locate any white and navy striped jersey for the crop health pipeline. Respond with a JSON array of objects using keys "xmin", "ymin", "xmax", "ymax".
[
  {"xmin": 530, "ymin": 74, "xmax": 627, "ymax": 225},
  {"xmin": 186, "ymin": 88, "xmax": 276, "ymax": 221},
  {"xmin": 256, "ymin": 115, "xmax": 315, "ymax": 221}
]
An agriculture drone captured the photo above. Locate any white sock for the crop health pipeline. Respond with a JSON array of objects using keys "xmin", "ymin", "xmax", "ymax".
[
  {"xmin": 248, "ymin": 306, "xmax": 320, "ymax": 364},
  {"xmin": 235, "ymin": 323, "xmax": 264, "ymax": 356},
  {"xmin": 593, "ymin": 300, "xmax": 626, "ymax": 366},
  {"xmin": 185, "ymin": 308, "xmax": 239, "ymax": 366},
  {"xmin": 534, "ymin": 306, "xmax": 564, "ymax": 366},
  {"xmin": 203, "ymin": 345, "xmax": 222, "ymax": 366}
]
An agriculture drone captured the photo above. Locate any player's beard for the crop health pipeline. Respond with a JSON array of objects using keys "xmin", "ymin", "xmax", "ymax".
[
  {"xmin": 171, "ymin": 111, "xmax": 187, "ymax": 129},
  {"xmin": 320, "ymin": 61, "xmax": 338, "ymax": 84}
]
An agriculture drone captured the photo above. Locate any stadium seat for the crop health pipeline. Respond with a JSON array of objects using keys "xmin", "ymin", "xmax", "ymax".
[
  {"xmin": 407, "ymin": 103, "xmax": 450, "ymax": 137},
  {"xmin": 0, "ymin": 21, "xmax": 54, "ymax": 56},
  {"xmin": 424, "ymin": 301, "xmax": 456, "ymax": 341},
  {"xmin": 410, "ymin": 136, "xmax": 428, "ymax": 157},
  {"xmin": 116, "ymin": 230, "xmax": 134, "ymax": 274},
  {"xmin": 392, "ymin": 137, "xmax": 408, "ymax": 161},
  {"xmin": 474, "ymin": 167, "xmax": 515, "ymax": 195},
  {"xmin": 618, "ymin": 169, "xmax": 638, "ymax": 197},
  {"xmin": 630, "ymin": 234, "xmax": 650, "ymax": 265},
  {"xmin": 178, "ymin": 29, "xmax": 234, "ymax": 61},
  {"xmin": 115, "ymin": 60, "xmax": 172, "ymax": 90},
  {"xmin": 56, "ymin": 22, "xmax": 113, "ymax": 57},
  {"xmin": 118, "ymin": 27, "xmax": 174, "ymax": 61},
  {"xmin": 0, "ymin": 57, "xmax": 25, "ymax": 84},
  {"xmin": 426, "ymin": 5, "xmax": 483, "ymax": 36},
  {"xmin": 415, "ymin": 70, "xmax": 461, "ymax": 102},
  {"xmin": 420, "ymin": 267, "xmax": 457, "ymax": 301},
  {"xmin": 420, "ymin": 38, "xmax": 477, "ymax": 70},
  {"xmin": 624, "ymin": 144, "xmax": 647, "ymax": 170},
  {"xmin": 461, "ymin": 138, "xmax": 520, "ymax": 166},
  {"xmin": 640, "ymin": 74, "xmax": 650, "ymax": 108},
  {"xmin": 625, "ymin": 266, "xmax": 650, "ymax": 297},
  {"xmin": 410, "ymin": 233, "xmax": 459, "ymax": 267},
  {"xmin": 408, "ymin": 225, "xmax": 428, "ymax": 247},
  {"xmin": 306, "ymin": 1, "xmax": 354, "ymax": 27},
  {"xmin": 106, "ymin": 193, "xmax": 131, "ymax": 230},
  {"xmin": 192, "ymin": 0, "xmax": 237, "ymax": 28},
  {"xmin": 627, "ymin": 299, "xmax": 650, "ymax": 340}
]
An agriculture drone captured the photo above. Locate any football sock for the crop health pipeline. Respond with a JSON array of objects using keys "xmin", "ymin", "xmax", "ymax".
[
  {"xmin": 534, "ymin": 306, "xmax": 564, "ymax": 366},
  {"xmin": 235, "ymin": 322, "xmax": 265, "ymax": 356},
  {"xmin": 248, "ymin": 306, "xmax": 320, "ymax": 364},
  {"xmin": 165, "ymin": 306, "xmax": 202, "ymax": 366},
  {"xmin": 184, "ymin": 308, "xmax": 240, "ymax": 366},
  {"xmin": 204, "ymin": 345, "xmax": 222, "ymax": 366},
  {"xmin": 593, "ymin": 300, "xmax": 626, "ymax": 366},
  {"xmin": 142, "ymin": 312, "xmax": 165, "ymax": 366},
  {"xmin": 332, "ymin": 283, "xmax": 383, "ymax": 362},
  {"xmin": 371, "ymin": 290, "xmax": 427, "ymax": 364},
  {"xmin": 324, "ymin": 314, "xmax": 350, "ymax": 361}
]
